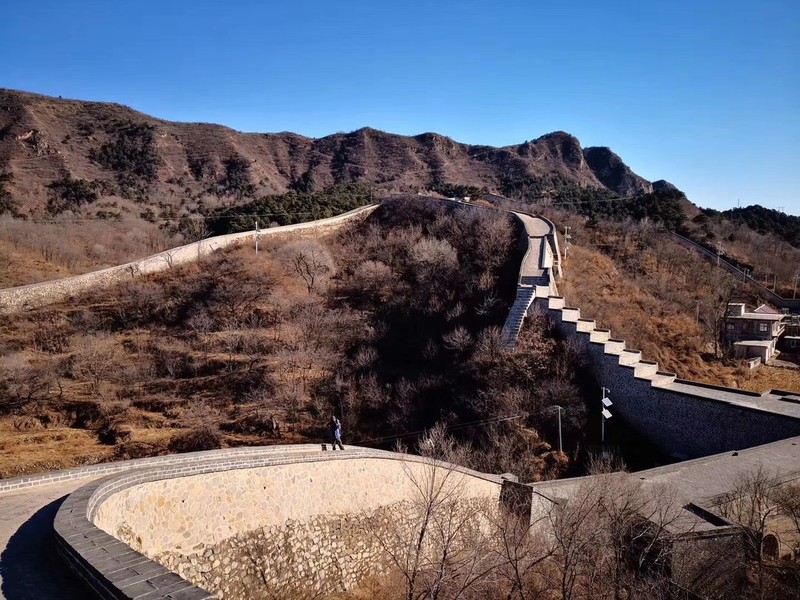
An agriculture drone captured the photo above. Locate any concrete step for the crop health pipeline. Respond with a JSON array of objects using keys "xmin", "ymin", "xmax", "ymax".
[
  {"xmin": 535, "ymin": 285, "xmax": 551, "ymax": 299},
  {"xmin": 561, "ymin": 307, "xmax": 581, "ymax": 322},
  {"xmin": 576, "ymin": 318, "xmax": 596, "ymax": 332},
  {"xmin": 619, "ymin": 349, "xmax": 642, "ymax": 366},
  {"xmin": 603, "ymin": 338, "xmax": 626, "ymax": 355},
  {"xmin": 590, "ymin": 328, "xmax": 611, "ymax": 343},
  {"xmin": 650, "ymin": 371, "xmax": 677, "ymax": 387},
  {"xmin": 548, "ymin": 296, "xmax": 565, "ymax": 309},
  {"xmin": 634, "ymin": 360, "xmax": 659, "ymax": 378}
]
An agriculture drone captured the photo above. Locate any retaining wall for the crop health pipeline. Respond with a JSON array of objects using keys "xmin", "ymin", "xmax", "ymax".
[
  {"xmin": 54, "ymin": 447, "xmax": 505, "ymax": 599},
  {"xmin": 533, "ymin": 292, "xmax": 800, "ymax": 458},
  {"xmin": 0, "ymin": 204, "xmax": 378, "ymax": 314}
]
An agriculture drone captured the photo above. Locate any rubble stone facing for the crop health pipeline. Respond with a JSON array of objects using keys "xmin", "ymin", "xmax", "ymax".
[
  {"xmin": 55, "ymin": 448, "xmax": 503, "ymax": 600},
  {"xmin": 0, "ymin": 205, "xmax": 378, "ymax": 313},
  {"xmin": 93, "ymin": 457, "xmax": 500, "ymax": 556},
  {"xmin": 155, "ymin": 497, "xmax": 492, "ymax": 599}
]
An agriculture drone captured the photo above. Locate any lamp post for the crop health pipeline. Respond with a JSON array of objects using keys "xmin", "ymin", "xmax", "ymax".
[
  {"xmin": 564, "ymin": 227, "xmax": 571, "ymax": 260},
  {"xmin": 254, "ymin": 220, "xmax": 261, "ymax": 255},
  {"xmin": 716, "ymin": 241, "xmax": 722, "ymax": 266},
  {"xmin": 553, "ymin": 405, "xmax": 563, "ymax": 453},
  {"xmin": 601, "ymin": 388, "xmax": 612, "ymax": 446}
]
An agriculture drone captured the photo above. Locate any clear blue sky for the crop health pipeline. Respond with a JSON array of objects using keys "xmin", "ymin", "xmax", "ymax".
[{"xmin": 2, "ymin": 0, "xmax": 798, "ymax": 213}]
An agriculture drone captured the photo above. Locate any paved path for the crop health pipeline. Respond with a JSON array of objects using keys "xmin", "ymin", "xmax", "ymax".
[{"xmin": 0, "ymin": 477, "xmax": 98, "ymax": 599}]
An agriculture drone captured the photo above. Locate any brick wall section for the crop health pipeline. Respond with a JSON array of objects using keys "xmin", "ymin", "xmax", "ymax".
[
  {"xmin": 0, "ymin": 205, "xmax": 378, "ymax": 314},
  {"xmin": 535, "ymin": 293, "xmax": 800, "ymax": 458},
  {"xmin": 53, "ymin": 447, "xmax": 505, "ymax": 600}
]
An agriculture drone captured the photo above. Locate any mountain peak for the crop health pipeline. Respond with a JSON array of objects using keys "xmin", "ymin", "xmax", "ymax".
[{"xmin": 0, "ymin": 90, "xmax": 664, "ymax": 216}]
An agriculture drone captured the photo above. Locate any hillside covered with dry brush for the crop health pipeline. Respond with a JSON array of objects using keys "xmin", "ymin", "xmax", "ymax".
[{"xmin": 0, "ymin": 199, "xmax": 592, "ymax": 479}]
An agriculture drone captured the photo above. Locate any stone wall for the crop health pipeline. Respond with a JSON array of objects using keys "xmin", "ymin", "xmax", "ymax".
[
  {"xmin": 533, "ymin": 293, "xmax": 800, "ymax": 458},
  {"xmin": 0, "ymin": 204, "xmax": 378, "ymax": 313},
  {"xmin": 55, "ymin": 448, "xmax": 505, "ymax": 599},
  {"xmin": 155, "ymin": 496, "xmax": 493, "ymax": 599}
]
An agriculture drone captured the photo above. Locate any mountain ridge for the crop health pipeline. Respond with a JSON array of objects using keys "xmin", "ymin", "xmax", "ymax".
[{"xmin": 0, "ymin": 88, "xmax": 655, "ymax": 218}]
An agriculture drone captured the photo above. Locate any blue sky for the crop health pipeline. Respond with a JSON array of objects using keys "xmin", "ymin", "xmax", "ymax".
[{"xmin": 1, "ymin": 0, "xmax": 798, "ymax": 213}]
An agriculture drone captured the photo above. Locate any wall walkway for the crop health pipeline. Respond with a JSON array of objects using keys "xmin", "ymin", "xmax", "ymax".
[
  {"xmin": 500, "ymin": 212, "xmax": 561, "ymax": 347},
  {"xmin": 479, "ymin": 200, "xmax": 800, "ymax": 458},
  {"xmin": 0, "ymin": 205, "xmax": 378, "ymax": 314}
]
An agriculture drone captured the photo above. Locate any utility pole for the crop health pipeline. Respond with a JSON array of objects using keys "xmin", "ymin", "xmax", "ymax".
[
  {"xmin": 563, "ymin": 226, "xmax": 572, "ymax": 260},
  {"xmin": 601, "ymin": 388, "xmax": 612, "ymax": 446},
  {"xmin": 553, "ymin": 405, "xmax": 563, "ymax": 453},
  {"xmin": 716, "ymin": 241, "xmax": 723, "ymax": 266},
  {"xmin": 254, "ymin": 220, "xmax": 261, "ymax": 255},
  {"xmin": 793, "ymin": 274, "xmax": 799, "ymax": 300}
]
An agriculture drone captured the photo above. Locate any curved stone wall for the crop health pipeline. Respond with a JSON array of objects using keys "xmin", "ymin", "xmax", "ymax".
[
  {"xmin": 93, "ymin": 454, "xmax": 501, "ymax": 555},
  {"xmin": 55, "ymin": 447, "xmax": 504, "ymax": 599},
  {"xmin": 0, "ymin": 204, "xmax": 378, "ymax": 313}
]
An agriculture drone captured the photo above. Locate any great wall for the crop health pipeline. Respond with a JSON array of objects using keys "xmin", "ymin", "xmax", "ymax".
[{"xmin": 1, "ymin": 198, "xmax": 800, "ymax": 599}]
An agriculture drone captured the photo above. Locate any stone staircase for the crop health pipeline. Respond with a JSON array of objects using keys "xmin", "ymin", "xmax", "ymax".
[
  {"xmin": 501, "ymin": 285, "xmax": 538, "ymax": 347},
  {"xmin": 499, "ymin": 210, "xmax": 678, "ymax": 396},
  {"xmin": 537, "ymin": 291, "xmax": 677, "ymax": 389}
]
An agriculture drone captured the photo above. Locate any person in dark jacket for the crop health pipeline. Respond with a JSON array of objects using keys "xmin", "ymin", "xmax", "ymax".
[{"xmin": 329, "ymin": 415, "xmax": 344, "ymax": 450}]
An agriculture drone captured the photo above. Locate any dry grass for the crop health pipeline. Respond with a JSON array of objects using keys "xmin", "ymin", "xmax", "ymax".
[
  {"xmin": 737, "ymin": 366, "xmax": 800, "ymax": 395},
  {"xmin": 560, "ymin": 240, "xmax": 799, "ymax": 393},
  {"xmin": 0, "ymin": 424, "xmax": 114, "ymax": 478}
]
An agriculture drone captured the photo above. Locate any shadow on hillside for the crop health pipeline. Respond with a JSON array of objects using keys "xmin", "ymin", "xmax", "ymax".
[{"xmin": 0, "ymin": 496, "xmax": 88, "ymax": 600}]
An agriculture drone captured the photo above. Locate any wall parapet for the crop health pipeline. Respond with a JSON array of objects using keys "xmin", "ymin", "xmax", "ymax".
[
  {"xmin": 53, "ymin": 446, "xmax": 505, "ymax": 600},
  {"xmin": 0, "ymin": 204, "xmax": 379, "ymax": 314}
]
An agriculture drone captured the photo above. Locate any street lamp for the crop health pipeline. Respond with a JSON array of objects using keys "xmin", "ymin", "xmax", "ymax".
[
  {"xmin": 254, "ymin": 220, "xmax": 261, "ymax": 255},
  {"xmin": 601, "ymin": 388, "xmax": 612, "ymax": 446},
  {"xmin": 564, "ymin": 227, "xmax": 572, "ymax": 260},
  {"xmin": 552, "ymin": 405, "xmax": 563, "ymax": 453}
]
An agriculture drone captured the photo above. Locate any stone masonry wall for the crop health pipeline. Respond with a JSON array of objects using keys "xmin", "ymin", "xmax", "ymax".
[
  {"xmin": 535, "ymin": 295, "xmax": 800, "ymax": 458},
  {"xmin": 155, "ymin": 497, "xmax": 492, "ymax": 599},
  {"xmin": 91, "ymin": 456, "xmax": 501, "ymax": 597},
  {"xmin": 0, "ymin": 204, "xmax": 378, "ymax": 313}
]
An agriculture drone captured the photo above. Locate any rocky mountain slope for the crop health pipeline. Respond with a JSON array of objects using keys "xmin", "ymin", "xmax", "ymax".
[{"xmin": 0, "ymin": 89, "xmax": 654, "ymax": 218}]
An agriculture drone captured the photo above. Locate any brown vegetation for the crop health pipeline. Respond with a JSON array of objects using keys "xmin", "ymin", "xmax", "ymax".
[
  {"xmin": 0, "ymin": 199, "xmax": 590, "ymax": 479},
  {"xmin": 544, "ymin": 209, "xmax": 798, "ymax": 391}
]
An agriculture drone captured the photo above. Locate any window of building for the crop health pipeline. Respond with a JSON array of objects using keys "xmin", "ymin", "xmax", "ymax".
[
  {"xmin": 759, "ymin": 323, "xmax": 769, "ymax": 333},
  {"xmin": 727, "ymin": 323, "xmax": 735, "ymax": 331}
]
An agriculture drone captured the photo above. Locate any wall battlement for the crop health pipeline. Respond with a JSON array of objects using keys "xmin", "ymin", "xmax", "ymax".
[{"xmin": 493, "ymin": 207, "xmax": 800, "ymax": 459}]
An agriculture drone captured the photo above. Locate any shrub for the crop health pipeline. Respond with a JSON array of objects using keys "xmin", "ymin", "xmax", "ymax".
[
  {"xmin": 168, "ymin": 425, "xmax": 222, "ymax": 452},
  {"xmin": 46, "ymin": 175, "xmax": 99, "ymax": 214},
  {"xmin": 90, "ymin": 120, "xmax": 160, "ymax": 182}
]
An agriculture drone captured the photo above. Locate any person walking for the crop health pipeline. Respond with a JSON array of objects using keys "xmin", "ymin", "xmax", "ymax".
[{"xmin": 329, "ymin": 415, "xmax": 344, "ymax": 450}]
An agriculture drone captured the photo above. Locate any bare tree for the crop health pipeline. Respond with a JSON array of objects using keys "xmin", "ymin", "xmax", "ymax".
[
  {"xmin": 370, "ymin": 426, "xmax": 500, "ymax": 600},
  {"xmin": 72, "ymin": 333, "xmax": 122, "ymax": 398},
  {"xmin": 277, "ymin": 240, "xmax": 335, "ymax": 294},
  {"xmin": 715, "ymin": 465, "xmax": 780, "ymax": 599},
  {"xmin": 697, "ymin": 266, "xmax": 740, "ymax": 358}
]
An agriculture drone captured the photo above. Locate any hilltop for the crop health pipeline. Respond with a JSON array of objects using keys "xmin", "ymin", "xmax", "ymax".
[{"xmin": 0, "ymin": 88, "xmax": 654, "ymax": 219}]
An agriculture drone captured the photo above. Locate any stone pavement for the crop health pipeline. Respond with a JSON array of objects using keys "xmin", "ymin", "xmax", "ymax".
[{"xmin": 0, "ymin": 477, "xmax": 98, "ymax": 599}]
